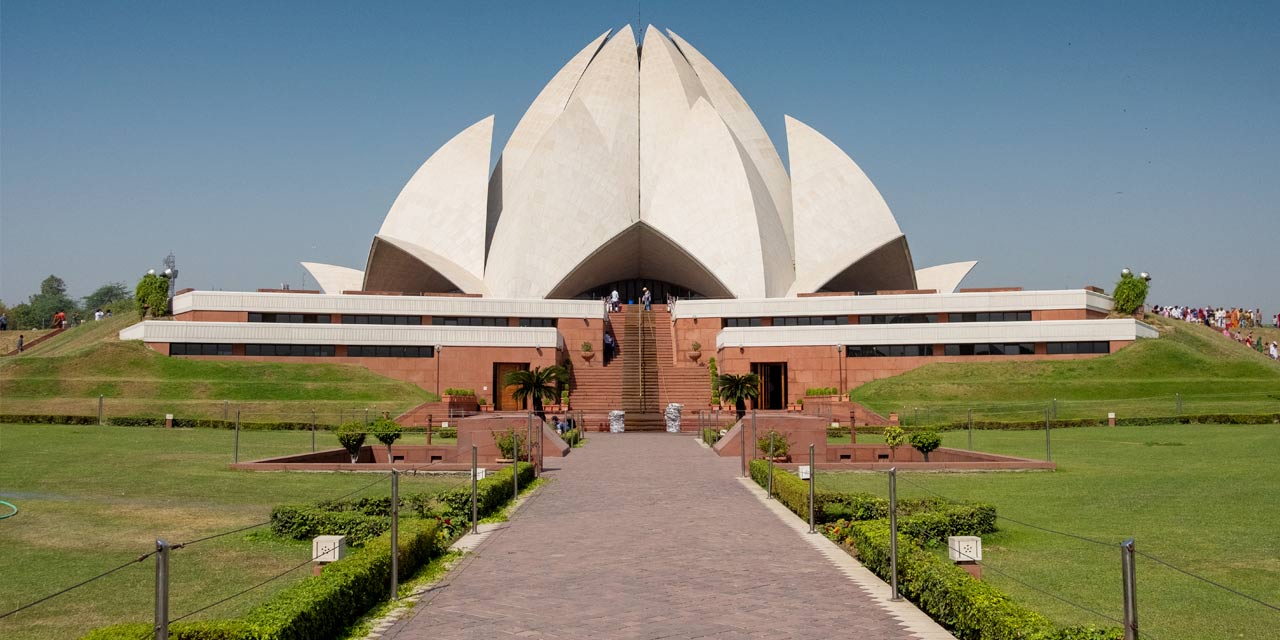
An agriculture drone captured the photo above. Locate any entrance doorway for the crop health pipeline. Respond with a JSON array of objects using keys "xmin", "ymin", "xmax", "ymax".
[
  {"xmin": 751, "ymin": 362, "xmax": 787, "ymax": 410},
  {"xmin": 493, "ymin": 363, "xmax": 530, "ymax": 411}
]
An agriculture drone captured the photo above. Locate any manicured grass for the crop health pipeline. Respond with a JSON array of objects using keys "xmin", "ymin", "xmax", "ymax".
[
  {"xmin": 0, "ymin": 312, "xmax": 436, "ymax": 423},
  {"xmin": 0, "ymin": 424, "xmax": 468, "ymax": 640},
  {"xmin": 851, "ymin": 315, "xmax": 1280, "ymax": 424},
  {"xmin": 0, "ymin": 329, "xmax": 56, "ymax": 354},
  {"xmin": 816, "ymin": 424, "xmax": 1280, "ymax": 640}
]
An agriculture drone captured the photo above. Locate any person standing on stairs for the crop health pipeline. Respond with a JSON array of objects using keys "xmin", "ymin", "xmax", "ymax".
[
  {"xmin": 610, "ymin": 288, "xmax": 620, "ymax": 312},
  {"xmin": 641, "ymin": 287, "xmax": 652, "ymax": 312}
]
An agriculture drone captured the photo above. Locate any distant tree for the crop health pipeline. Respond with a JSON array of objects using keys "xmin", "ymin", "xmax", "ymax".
[
  {"xmin": 336, "ymin": 422, "xmax": 367, "ymax": 463},
  {"xmin": 716, "ymin": 372, "xmax": 761, "ymax": 421},
  {"xmin": 83, "ymin": 282, "xmax": 131, "ymax": 311},
  {"xmin": 504, "ymin": 365, "xmax": 568, "ymax": 420},
  {"xmin": 883, "ymin": 425, "xmax": 907, "ymax": 461},
  {"xmin": 19, "ymin": 275, "xmax": 78, "ymax": 328},
  {"xmin": 909, "ymin": 430, "xmax": 943, "ymax": 462},
  {"xmin": 135, "ymin": 273, "xmax": 170, "ymax": 317},
  {"xmin": 1112, "ymin": 272, "xmax": 1150, "ymax": 315}
]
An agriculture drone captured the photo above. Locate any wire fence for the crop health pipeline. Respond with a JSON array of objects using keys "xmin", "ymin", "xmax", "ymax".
[{"xmin": 0, "ymin": 468, "xmax": 481, "ymax": 637}]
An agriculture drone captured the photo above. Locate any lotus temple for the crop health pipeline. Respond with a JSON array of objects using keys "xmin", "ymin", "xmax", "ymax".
[{"xmin": 122, "ymin": 26, "xmax": 1156, "ymax": 426}]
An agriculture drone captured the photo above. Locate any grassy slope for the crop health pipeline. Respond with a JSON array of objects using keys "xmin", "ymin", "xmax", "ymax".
[
  {"xmin": 816, "ymin": 424, "xmax": 1280, "ymax": 640},
  {"xmin": 0, "ymin": 329, "xmax": 57, "ymax": 354},
  {"xmin": 0, "ymin": 312, "xmax": 436, "ymax": 421},
  {"xmin": 850, "ymin": 315, "xmax": 1280, "ymax": 422},
  {"xmin": 0, "ymin": 424, "xmax": 467, "ymax": 640}
]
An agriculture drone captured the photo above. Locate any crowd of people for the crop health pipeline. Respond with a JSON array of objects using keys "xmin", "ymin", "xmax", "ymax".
[{"xmin": 1151, "ymin": 304, "xmax": 1278, "ymax": 360}]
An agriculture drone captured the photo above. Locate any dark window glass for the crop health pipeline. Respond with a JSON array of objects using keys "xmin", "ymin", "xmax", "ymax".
[
  {"xmin": 859, "ymin": 314, "xmax": 937, "ymax": 325},
  {"xmin": 724, "ymin": 317, "xmax": 764, "ymax": 328},
  {"xmin": 170, "ymin": 343, "xmax": 233, "ymax": 356},
  {"xmin": 346, "ymin": 345, "xmax": 433, "ymax": 358},
  {"xmin": 953, "ymin": 312, "xmax": 1032, "ymax": 323},
  {"xmin": 518, "ymin": 318, "xmax": 556, "ymax": 328},
  {"xmin": 248, "ymin": 313, "xmax": 329, "ymax": 323},
  {"xmin": 847, "ymin": 344, "xmax": 934, "ymax": 358},
  {"xmin": 344, "ymin": 315, "xmax": 421, "ymax": 325}
]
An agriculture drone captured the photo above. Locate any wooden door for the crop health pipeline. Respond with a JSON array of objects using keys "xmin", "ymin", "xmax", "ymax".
[{"xmin": 494, "ymin": 363, "xmax": 529, "ymax": 411}]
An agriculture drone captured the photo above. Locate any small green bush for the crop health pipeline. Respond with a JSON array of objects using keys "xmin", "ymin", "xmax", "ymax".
[
  {"xmin": 269, "ymin": 504, "xmax": 388, "ymax": 545},
  {"xmin": 909, "ymin": 429, "xmax": 943, "ymax": 462},
  {"xmin": 371, "ymin": 418, "xmax": 401, "ymax": 456},
  {"xmin": 805, "ymin": 387, "xmax": 839, "ymax": 397},
  {"xmin": 335, "ymin": 422, "xmax": 366, "ymax": 463},
  {"xmin": 702, "ymin": 427, "xmax": 722, "ymax": 445},
  {"xmin": 442, "ymin": 388, "xmax": 476, "ymax": 397},
  {"xmin": 708, "ymin": 357, "xmax": 719, "ymax": 404},
  {"xmin": 756, "ymin": 430, "xmax": 790, "ymax": 457},
  {"xmin": 1111, "ymin": 271, "xmax": 1149, "ymax": 315},
  {"xmin": 427, "ymin": 463, "xmax": 534, "ymax": 523}
]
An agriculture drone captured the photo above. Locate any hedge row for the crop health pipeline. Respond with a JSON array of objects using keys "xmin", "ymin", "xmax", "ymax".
[
  {"xmin": 429, "ymin": 462, "xmax": 535, "ymax": 521},
  {"xmin": 702, "ymin": 427, "xmax": 722, "ymax": 445},
  {"xmin": 83, "ymin": 519, "xmax": 444, "ymax": 640},
  {"xmin": 0, "ymin": 415, "xmax": 474, "ymax": 435},
  {"xmin": 853, "ymin": 412, "xmax": 1280, "ymax": 434},
  {"xmin": 831, "ymin": 521, "xmax": 1118, "ymax": 640}
]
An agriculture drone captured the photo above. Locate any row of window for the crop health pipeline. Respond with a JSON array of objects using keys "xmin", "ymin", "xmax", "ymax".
[
  {"xmin": 945, "ymin": 343, "xmax": 1036, "ymax": 356},
  {"xmin": 859, "ymin": 314, "xmax": 939, "ymax": 325},
  {"xmin": 249, "ymin": 313, "xmax": 331, "ymax": 323},
  {"xmin": 952, "ymin": 311, "xmax": 1032, "ymax": 323},
  {"xmin": 772, "ymin": 315, "xmax": 850, "ymax": 326},
  {"xmin": 847, "ymin": 345, "xmax": 934, "ymax": 358},
  {"xmin": 1047, "ymin": 341, "xmax": 1110, "ymax": 354},
  {"xmin": 246, "ymin": 344, "xmax": 336, "ymax": 357},
  {"xmin": 169, "ymin": 343, "xmax": 233, "ymax": 356},
  {"xmin": 347, "ymin": 345, "xmax": 435, "ymax": 358},
  {"xmin": 432, "ymin": 316, "xmax": 505, "ymax": 327},
  {"xmin": 342, "ymin": 314, "xmax": 422, "ymax": 325}
]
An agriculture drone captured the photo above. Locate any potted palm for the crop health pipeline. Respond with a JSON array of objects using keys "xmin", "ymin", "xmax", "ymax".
[
  {"xmin": 503, "ymin": 365, "xmax": 568, "ymax": 421},
  {"xmin": 715, "ymin": 372, "xmax": 761, "ymax": 421},
  {"xmin": 581, "ymin": 341, "xmax": 594, "ymax": 362},
  {"xmin": 688, "ymin": 341, "xmax": 702, "ymax": 362}
]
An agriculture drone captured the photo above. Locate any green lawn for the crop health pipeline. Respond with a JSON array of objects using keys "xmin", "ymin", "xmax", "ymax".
[
  {"xmin": 0, "ymin": 424, "xmax": 468, "ymax": 640},
  {"xmin": 851, "ymin": 315, "xmax": 1280, "ymax": 425},
  {"xmin": 816, "ymin": 424, "xmax": 1280, "ymax": 639},
  {"xmin": 0, "ymin": 312, "xmax": 436, "ymax": 423}
]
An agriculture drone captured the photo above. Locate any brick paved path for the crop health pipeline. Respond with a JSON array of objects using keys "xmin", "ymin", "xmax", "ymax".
[{"xmin": 387, "ymin": 433, "xmax": 920, "ymax": 639}]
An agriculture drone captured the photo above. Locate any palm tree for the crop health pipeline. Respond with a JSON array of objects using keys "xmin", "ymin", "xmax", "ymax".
[
  {"xmin": 715, "ymin": 373, "xmax": 761, "ymax": 421},
  {"xmin": 503, "ymin": 365, "xmax": 568, "ymax": 420}
]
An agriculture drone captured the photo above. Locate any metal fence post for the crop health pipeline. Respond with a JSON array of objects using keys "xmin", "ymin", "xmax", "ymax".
[
  {"xmin": 154, "ymin": 539, "xmax": 170, "ymax": 640},
  {"xmin": 888, "ymin": 468, "xmax": 900, "ymax": 601},
  {"xmin": 766, "ymin": 433, "xmax": 774, "ymax": 499},
  {"xmin": 1045, "ymin": 407, "xmax": 1052, "ymax": 461},
  {"xmin": 1052, "ymin": 398, "xmax": 1058, "ymax": 420},
  {"xmin": 222, "ymin": 400, "xmax": 228, "ymax": 422},
  {"xmin": 739, "ymin": 415, "xmax": 747, "ymax": 477},
  {"xmin": 750, "ymin": 409, "xmax": 757, "ymax": 458},
  {"xmin": 1121, "ymin": 538, "xmax": 1138, "ymax": 640},
  {"xmin": 98, "ymin": 395, "xmax": 104, "ymax": 425},
  {"xmin": 390, "ymin": 469, "xmax": 399, "ymax": 600},
  {"xmin": 234, "ymin": 409, "xmax": 240, "ymax": 463},
  {"xmin": 512, "ymin": 432, "xmax": 520, "ymax": 499},
  {"xmin": 310, "ymin": 410, "xmax": 316, "ymax": 452},
  {"xmin": 471, "ymin": 445, "xmax": 479, "ymax": 534},
  {"xmin": 808, "ymin": 444, "xmax": 816, "ymax": 534},
  {"xmin": 967, "ymin": 408, "xmax": 973, "ymax": 450},
  {"xmin": 913, "ymin": 407, "xmax": 918, "ymax": 427},
  {"xmin": 364, "ymin": 407, "xmax": 369, "ymax": 425}
]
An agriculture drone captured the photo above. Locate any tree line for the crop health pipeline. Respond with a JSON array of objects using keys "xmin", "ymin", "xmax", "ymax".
[{"xmin": 0, "ymin": 275, "xmax": 134, "ymax": 330}]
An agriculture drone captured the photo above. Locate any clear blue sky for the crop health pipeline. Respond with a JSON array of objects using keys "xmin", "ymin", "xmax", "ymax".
[{"xmin": 3, "ymin": 1, "xmax": 1277, "ymax": 314}]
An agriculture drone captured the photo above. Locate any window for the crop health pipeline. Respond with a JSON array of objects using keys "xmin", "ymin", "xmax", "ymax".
[
  {"xmin": 771, "ymin": 315, "xmax": 849, "ymax": 326},
  {"xmin": 245, "ymin": 344, "xmax": 335, "ymax": 357},
  {"xmin": 846, "ymin": 345, "xmax": 934, "ymax": 357},
  {"xmin": 858, "ymin": 314, "xmax": 938, "ymax": 325},
  {"xmin": 431, "ymin": 316, "xmax": 504, "ymax": 327},
  {"xmin": 1047, "ymin": 341, "xmax": 1109, "ymax": 355},
  {"xmin": 347, "ymin": 345, "xmax": 435, "ymax": 358},
  {"xmin": 169, "ymin": 343, "xmax": 232, "ymax": 356},
  {"xmin": 341, "ymin": 315, "xmax": 422, "ymax": 325},
  {"xmin": 248, "ymin": 313, "xmax": 330, "ymax": 323},
  {"xmin": 518, "ymin": 318, "xmax": 556, "ymax": 328},
  {"xmin": 944, "ymin": 343, "xmax": 1034, "ymax": 356},
  {"xmin": 952, "ymin": 311, "xmax": 1031, "ymax": 323},
  {"xmin": 725, "ymin": 317, "xmax": 763, "ymax": 328}
]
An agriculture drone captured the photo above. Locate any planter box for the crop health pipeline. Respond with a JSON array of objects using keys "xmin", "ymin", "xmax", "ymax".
[{"xmin": 581, "ymin": 351, "xmax": 595, "ymax": 362}]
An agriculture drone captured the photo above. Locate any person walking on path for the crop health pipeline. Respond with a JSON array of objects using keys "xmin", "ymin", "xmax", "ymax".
[
  {"xmin": 16, "ymin": 334, "xmax": 24, "ymax": 353},
  {"xmin": 641, "ymin": 287, "xmax": 652, "ymax": 312},
  {"xmin": 610, "ymin": 288, "xmax": 620, "ymax": 312},
  {"xmin": 0, "ymin": 312, "xmax": 7, "ymax": 331}
]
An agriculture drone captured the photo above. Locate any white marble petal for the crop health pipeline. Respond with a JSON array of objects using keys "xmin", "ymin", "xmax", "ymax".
[
  {"xmin": 915, "ymin": 261, "xmax": 978, "ymax": 294},
  {"xmin": 786, "ymin": 115, "xmax": 914, "ymax": 294},
  {"xmin": 484, "ymin": 98, "xmax": 632, "ymax": 299},
  {"xmin": 486, "ymin": 29, "xmax": 611, "ymax": 251},
  {"xmin": 364, "ymin": 235, "xmax": 489, "ymax": 295},
  {"xmin": 667, "ymin": 29, "xmax": 794, "ymax": 254},
  {"xmin": 300, "ymin": 262, "xmax": 365, "ymax": 295},
  {"xmin": 378, "ymin": 115, "xmax": 493, "ymax": 280},
  {"xmin": 645, "ymin": 99, "xmax": 792, "ymax": 298},
  {"xmin": 639, "ymin": 25, "xmax": 707, "ymax": 216}
]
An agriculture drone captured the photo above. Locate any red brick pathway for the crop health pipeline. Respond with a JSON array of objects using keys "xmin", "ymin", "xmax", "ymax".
[{"xmin": 386, "ymin": 433, "xmax": 919, "ymax": 639}]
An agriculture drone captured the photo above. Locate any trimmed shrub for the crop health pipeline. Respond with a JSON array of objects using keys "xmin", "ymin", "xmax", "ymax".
[
  {"xmin": 442, "ymin": 388, "xmax": 476, "ymax": 397},
  {"xmin": 335, "ymin": 422, "xmax": 366, "ymax": 463},
  {"xmin": 756, "ymin": 430, "xmax": 790, "ymax": 457},
  {"xmin": 371, "ymin": 418, "xmax": 401, "ymax": 456},
  {"xmin": 910, "ymin": 429, "xmax": 943, "ymax": 462},
  {"xmin": 83, "ymin": 519, "xmax": 444, "ymax": 640},
  {"xmin": 805, "ymin": 387, "xmax": 839, "ymax": 397},
  {"xmin": 702, "ymin": 427, "xmax": 721, "ymax": 445},
  {"xmin": 269, "ymin": 504, "xmax": 388, "ymax": 545},
  {"xmin": 428, "ymin": 462, "xmax": 534, "ymax": 523}
]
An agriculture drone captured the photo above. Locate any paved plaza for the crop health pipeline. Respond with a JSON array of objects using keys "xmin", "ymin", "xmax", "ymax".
[{"xmin": 386, "ymin": 432, "xmax": 940, "ymax": 639}]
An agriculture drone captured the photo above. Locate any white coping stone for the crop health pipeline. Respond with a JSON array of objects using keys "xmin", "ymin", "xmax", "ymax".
[
  {"xmin": 674, "ymin": 288, "xmax": 1116, "ymax": 319},
  {"xmin": 716, "ymin": 318, "xmax": 1158, "ymax": 350},
  {"xmin": 172, "ymin": 290, "xmax": 603, "ymax": 318},
  {"xmin": 735, "ymin": 475, "xmax": 956, "ymax": 639},
  {"xmin": 120, "ymin": 321, "xmax": 564, "ymax": 350}
]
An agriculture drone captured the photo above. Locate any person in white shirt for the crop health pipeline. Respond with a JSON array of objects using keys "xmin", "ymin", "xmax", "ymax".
[{"xmin": 610, "ymin": 289, "xmax": 620, "ymax": 312}]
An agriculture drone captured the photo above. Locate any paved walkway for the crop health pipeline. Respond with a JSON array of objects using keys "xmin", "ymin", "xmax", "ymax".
[{"xmin": 387, "ymin": 433, "xmax": 936, "ymax": 639}]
